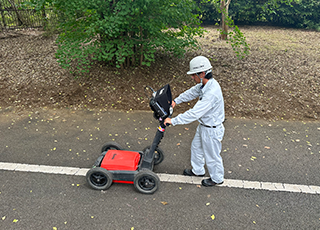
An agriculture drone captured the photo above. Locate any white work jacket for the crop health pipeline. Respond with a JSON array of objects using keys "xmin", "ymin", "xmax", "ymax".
[{"xmin": 171, "ymin": 78, "xmax": 225, "ymax": 127}]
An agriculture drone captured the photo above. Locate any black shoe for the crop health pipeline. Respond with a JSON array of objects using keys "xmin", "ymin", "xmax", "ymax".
[
  {"xmin": 183, "ymin": 169, "xmax": 205, "ymax": 177},
  {"xmin": 201, "ymin": 178, "xmax": 224, "ymax": 187}
]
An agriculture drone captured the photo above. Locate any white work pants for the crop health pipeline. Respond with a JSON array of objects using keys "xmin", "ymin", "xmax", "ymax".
[{"xmin": 190, "ymin": 123, "xmax": 225, "ymax": 183}]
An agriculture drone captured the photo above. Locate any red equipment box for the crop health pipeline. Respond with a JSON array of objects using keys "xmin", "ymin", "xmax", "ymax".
[{"xmin": 100, "ymin": 150, "xmax": 141, "ymax": 171}]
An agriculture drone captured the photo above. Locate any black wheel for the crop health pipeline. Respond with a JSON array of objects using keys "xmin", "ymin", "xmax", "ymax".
[
  {"xmin": 101, "ymin": 142, "xmax": 123, "ymax": 153},
  {"xmin": 134, "ymin": 169, "xmax": 160, "ymax": 194},
  {"xmin": 143, "ymin": 146, "xmax": 164, "ymax": 165},
  {"xmin": 86, "ymin": 167, "xmax": 113, "ymax": 190}
]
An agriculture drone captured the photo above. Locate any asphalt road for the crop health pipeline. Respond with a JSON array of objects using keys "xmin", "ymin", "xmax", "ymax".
[{"xmin": 0, "ymin": 108, "xmax": 319, "ymax": 229}]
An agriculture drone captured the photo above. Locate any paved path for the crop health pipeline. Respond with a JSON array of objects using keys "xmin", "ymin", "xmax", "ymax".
[{"xmin": 1, "ymin": 109, "xmax": 320, "ymax": 229}]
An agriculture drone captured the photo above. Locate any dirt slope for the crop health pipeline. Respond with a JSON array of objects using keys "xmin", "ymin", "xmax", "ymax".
[{"xmin": 0, "ymin": 26, "xmax": 319, "ymax": 121}]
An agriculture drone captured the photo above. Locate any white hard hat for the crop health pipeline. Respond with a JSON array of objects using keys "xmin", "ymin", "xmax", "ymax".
[{"xmin": 187, "ymin": 56, "xmax": 212, "ymax": 75}]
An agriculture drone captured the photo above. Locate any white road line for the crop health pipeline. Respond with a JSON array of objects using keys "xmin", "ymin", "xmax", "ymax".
[{"xmin": 1, "ymin": 162, "xmax": 319, "ymax": 194}]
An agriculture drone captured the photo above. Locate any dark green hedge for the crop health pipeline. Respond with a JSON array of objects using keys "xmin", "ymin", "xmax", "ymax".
[{"xmin": 198, "ymin": 0, "xmax": 320, "ymax": 30}]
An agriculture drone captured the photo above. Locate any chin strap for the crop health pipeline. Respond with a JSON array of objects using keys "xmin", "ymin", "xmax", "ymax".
[
  {"xmin": 198, "ymin": 69, "xmax": 212, "ymax": 84},
  {"xmin": 196, "ymin": 73, "xmax": 203, "ymax": 85}
]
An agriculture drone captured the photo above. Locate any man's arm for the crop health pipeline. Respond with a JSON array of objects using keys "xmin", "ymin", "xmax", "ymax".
[{"xmin": 174, "ymin": 84, "xmax": 201, "ymax": 105}]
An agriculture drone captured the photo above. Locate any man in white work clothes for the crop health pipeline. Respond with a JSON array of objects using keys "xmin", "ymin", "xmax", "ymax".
[{"xmin": 164, "ymin": 56, "xmax": 225, "ymax": 186}]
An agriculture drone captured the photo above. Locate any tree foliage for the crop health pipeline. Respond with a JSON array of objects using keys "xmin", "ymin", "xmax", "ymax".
[
  {"xmin": 27, "ymin": 0, "xmax": 204, "ymax": 73},
  {"xmin": 196, "ymin": 0, "xmax": 318, "ymax": 59},
  {"xmin": 262, "ymin": 0, "xmax": 320, "ymax": 30},
  {"xmin": 198, "ymin": 0, "xmax": 320, "ymax": 30}
]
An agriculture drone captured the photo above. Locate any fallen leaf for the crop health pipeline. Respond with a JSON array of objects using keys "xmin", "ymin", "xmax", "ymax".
[
  {"xmin": 264, "ymin": 146, "xmax": 270, "ymax": 149},
  {"xmin": 13, "ymin": 219, "xmax": 18, "ymax": 223},
  {"xmin": 161, "ymin": 201, "xmax": 168, "ymax": 205},
  {"xmin": 2, "ymin": 216, "xmax": 6, "ymax": 220},
  {"xmin": 211, "ymin": 214, "xmax": 215, "ymax": 220}
]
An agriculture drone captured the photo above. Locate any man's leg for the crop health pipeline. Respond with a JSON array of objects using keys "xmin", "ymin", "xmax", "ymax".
[
  {"xmin": 190, "ymin": 125, "xmax": 206, "ymax": 175},
  {"xmin": 201, "ymin": 125, "xmax": 224, "ymax": 183}
]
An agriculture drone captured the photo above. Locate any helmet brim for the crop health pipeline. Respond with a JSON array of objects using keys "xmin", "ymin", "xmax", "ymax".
[{"xmin": 187, "ymin": 70, "xmax": 196, "ymax": 75}]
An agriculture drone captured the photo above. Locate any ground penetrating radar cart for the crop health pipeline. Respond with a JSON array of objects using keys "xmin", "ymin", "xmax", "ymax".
[{"xmin": 86, "ymin": 84, "xmax": 173, "ymax": 194}]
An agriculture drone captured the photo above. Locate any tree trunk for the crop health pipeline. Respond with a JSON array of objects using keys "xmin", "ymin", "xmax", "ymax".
[
  {"xmin": 132, "ymin": 49, "xmax": 135, "ymax": 66},
  {"xmin": 8, "ymin": 0, "xmax": 24, "ymax": 26},
  {"xmin": 139, "ymin": 26, "xmax": 143, "ymax": 66},
  {"xmin": 42, "ymin": 7, "xmax": 47, "ymax": 29},
  {"xmin": 220, "ymin": 0, "xmax": 231, "ymax": 40},
  {"xmin": 140, "ymin": 44, "xmax": 144, "ymax": 66},
  {"xmin": 0, "ymin": 1, "xmax": 7, "ymax": 29}
]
